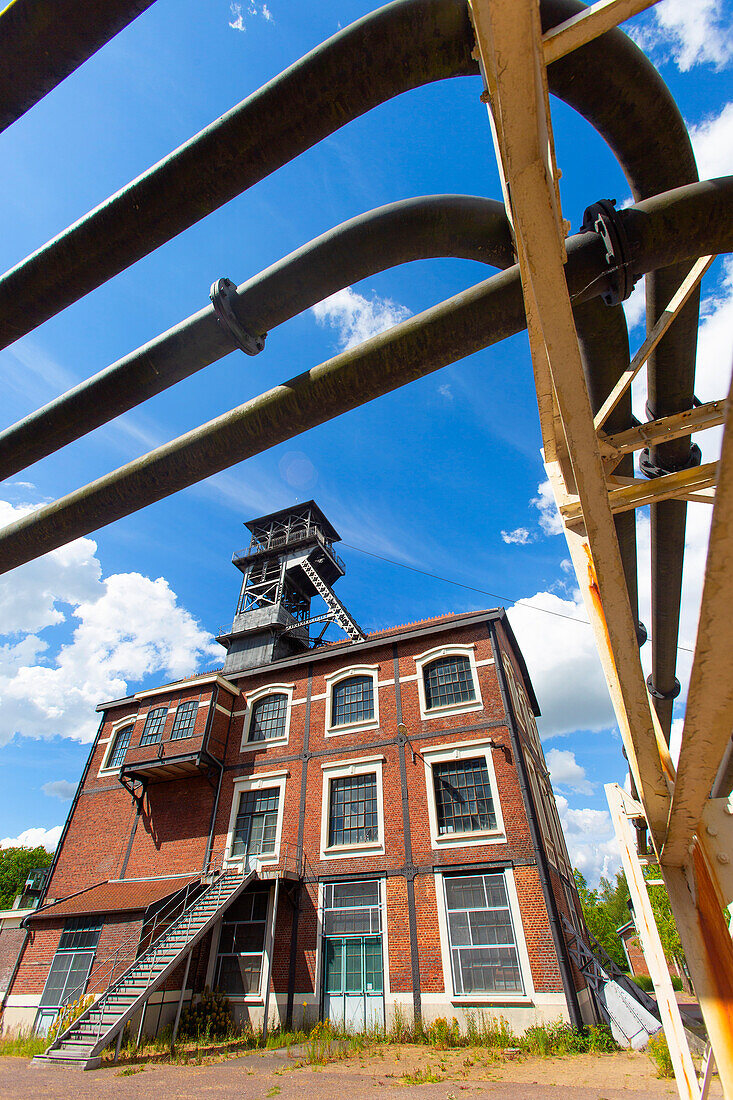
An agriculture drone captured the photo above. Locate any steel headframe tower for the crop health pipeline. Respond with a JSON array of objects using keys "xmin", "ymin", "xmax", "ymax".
[
  {"xmin": 468, "ymin": 1, "xmax": 733, "ymax": 1096},
  {"xmin": 216, "ymin": 501, "xmax": 365, "ymax": 674}
]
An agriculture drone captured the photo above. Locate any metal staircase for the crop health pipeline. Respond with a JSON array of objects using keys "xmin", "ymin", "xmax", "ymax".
[
  {"xmin": 299, "ymin": 557, "xmax": 366, "ymax": 642},
  {"xmin": 37, "ymin": 867, "xmax": 255, "ymax": 1069}
]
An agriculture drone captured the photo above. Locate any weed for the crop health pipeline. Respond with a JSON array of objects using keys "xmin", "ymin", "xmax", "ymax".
[
  {"xmin": 266, "ymin": 1088, "xmax": 282, "ymax": 1097},
  {"xmin": 0, "ymin": 1028, "xmax": 48, "ymax": 1058},
  {"xmin": 399, "ymin": 1064, "xmax": 443, "ymax": 1085},
  {"xmin": 647, "ymin": 1031, "xmax": 674, "ymax": 1078},
  {"xmin": 116, "ymin": 1065, "xmax": 145, "ymax": 1077}
]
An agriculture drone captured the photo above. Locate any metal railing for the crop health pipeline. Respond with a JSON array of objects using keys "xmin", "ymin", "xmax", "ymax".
[{"xmin": 233, "ymin": 527, "xmax": 345, "ymax": 573}]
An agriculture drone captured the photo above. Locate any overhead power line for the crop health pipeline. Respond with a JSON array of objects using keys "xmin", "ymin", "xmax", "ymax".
[{"xmin": 342, "ymin": 541, "xmax": 694, "ymax": 655}]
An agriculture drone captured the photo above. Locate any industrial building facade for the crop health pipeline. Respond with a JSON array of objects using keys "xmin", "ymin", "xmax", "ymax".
[{"xmin": 3, "ymin": 505, "xmax": 591, "ymax": 1041}]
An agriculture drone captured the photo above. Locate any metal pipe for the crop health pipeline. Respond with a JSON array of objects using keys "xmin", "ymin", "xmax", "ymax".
[
  {"xmin": 170, "ymin": 950, "xmax": 192, "ymax": 1052},
  {"xmin": 0, "ymin": 0, "xmax": 157, "ymax": 134},
  {"xmin": 0, "ymin": 196, "xmax": 513, "ymax": 479},
  {"xmin": 0, "ymin": 177, "xmax": 729, "ymax": 577},
  {"xmin": 261, "ymin": 878, "xmax": 281, "ymax": 1044},
  {"xmin": 0, "ymin": 0, "xmax": 696, "ymax": 351}
]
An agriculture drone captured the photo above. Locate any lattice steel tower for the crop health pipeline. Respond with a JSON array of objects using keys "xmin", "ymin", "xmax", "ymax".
[{"xmin": 217, "ymin": 501, "xmax": 365, "ymax": 674}]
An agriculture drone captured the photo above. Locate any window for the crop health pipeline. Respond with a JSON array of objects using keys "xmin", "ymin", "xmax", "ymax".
[
  {"xmin": 415, "ymin": 645, "xmax": 483, "ymax": 720},
  {"xmin": 328, "ymin": 774, "xmax": 378, "ymax": 847},
  {"xmin": 214, "ymin": 889, "xmax": 270, "ymax": 996},
  {"xmin": 170, "ymin": 700, "xmax": 198, "ymax": 741},
  {"xmin": 320, "ymin": 757, "xmax": 384, "ymax": 858},
  {"xmin": 232, "ymin": 788, "xmax": 279, "ymax": 861},
  {"xmin": 249, "ymin": 694, "xmax": 287, "ymax": 742},
  {"xmin": 322, "ymin": 880, "xmax": 381, "ymax": 935},
  {"xmin": 433, "ymin": 758, "xmax": 497, "ymax": 835},
  {"xmin": 443, "ymin": 874, "xmax": 523, "ymax": 995},
  {"xmin": 39, "ymin": 917, "xmax": 102, "ymax": 1010},
  {"xmin": 332, "ymin": 676, "xmax": 373, "ymax": 727},
  {"xmin": 425, "ymin": 655, "xmax": 475, "ymax": 710},
  {"xmin": 108, "ymin": 725, "xmax": 132, "ymax": 769},
  {"xmin": 139, "ymin": 706, "xmax": 167, "ymax": 746},
  {"xmin": 324, "ymin": 666, "xmax": 380, "ymax": 735}
]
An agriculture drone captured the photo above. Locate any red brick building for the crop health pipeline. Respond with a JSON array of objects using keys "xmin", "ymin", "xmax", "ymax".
[{"xmin": 3, "ymin": 503, "xmax": 591, "ymax": 1042}]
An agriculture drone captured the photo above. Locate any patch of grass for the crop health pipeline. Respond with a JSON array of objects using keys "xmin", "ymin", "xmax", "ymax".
[
  {"xmin": 399, "ymin": 1064, "xmax": 444, "ymax": 1085},
  {"xmin": 115, "ymin": 1065, "xmax": 145, "ymax": 1077},
  {"xmin": 266, "ymin": 1088, "xmax": 282, "ymax": 1097},
  {"xmin": 0, "ymin": 1028, "xmax": 48, "ymax": 1058},
  {"xmin": 647, "ymin": 1031, "xmax": 674, "ymax": 1078}
]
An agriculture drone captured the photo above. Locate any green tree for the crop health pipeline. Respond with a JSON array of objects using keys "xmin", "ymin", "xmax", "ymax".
[
  {"xmin": 573, "ymin": 868, "xmax": 630, "ymax": 970},
  {"xmin": 0, "ymin": 847, "xmax": 53, "ymax": 910},
  {"xmin": 645, "ymin": 872, "xmax": 686, "ymax": 969}
]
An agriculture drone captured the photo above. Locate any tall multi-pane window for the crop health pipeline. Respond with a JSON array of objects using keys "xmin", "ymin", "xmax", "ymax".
[
  {"xmin": 139, "ymin": 706, "xmax": 168, "ymax": 746},
  {"xmin": 424, "ymin": 655, "xmax": 475, "ymax": 710},
  {"xmin": 331, "ymin": 676, "xmax": 374, "ymax": 727},
  {"xmin": 328, "ymin": 774, "xmax": 378, "ymax": 847},
  {"xmin": 443, "ymin": 874, "xmax": 523, "ymax": 994},
  {"xmin": 249, "ymin": 694, "xmax": 288, "ymax": 742},
  {"xmin": 433, "ymin": 758, "xmax": 497, "ymax": 835},
  {"xmin": 232, "ymin": 788, "xmax": 279, "ymax": 861},
  {"xmin": 108, "ymin": 725, "xmax": 132, "ymax": 769},
  {"xmin": 170, "ymin": 700, "xmax": 198, "ymax": 741},
  {"xmin": 215, "ymin": 890, "xmax": 270, "ymax": 995},
  {"xmin": 39, "ymin": 918, "xmax": 102, "ymax": 1011}
]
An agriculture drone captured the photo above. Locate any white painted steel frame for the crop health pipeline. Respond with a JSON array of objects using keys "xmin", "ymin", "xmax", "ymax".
[{"xmin": 468, "ymin": 0, "xmax": 733, "ymax": 1095}]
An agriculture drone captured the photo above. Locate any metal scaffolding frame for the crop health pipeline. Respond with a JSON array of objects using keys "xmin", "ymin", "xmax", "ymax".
[{"xmin": 0, "ymin": 1, "xmax": 731, "ymax": 1094}]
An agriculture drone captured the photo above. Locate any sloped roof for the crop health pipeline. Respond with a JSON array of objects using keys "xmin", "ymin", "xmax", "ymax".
[{"xmin": 28, "ymin": 876, "xmax": 199, "ymax": 920}]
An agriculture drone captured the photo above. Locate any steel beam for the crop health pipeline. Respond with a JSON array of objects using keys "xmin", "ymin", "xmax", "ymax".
[
  {"xmin": 0, "ymin": 0, "xmax": 157, "ymax": 133},
  {"xmin": 601, "ymin": 400, "xmax": 725, "ymax": 471},
  {"xmin": 561, "ymin": 462, "xmax": 719, "ymax": 523},
  {"xmin": 542, "ymin": 0, "xmax": 660, "ymax": 63}
]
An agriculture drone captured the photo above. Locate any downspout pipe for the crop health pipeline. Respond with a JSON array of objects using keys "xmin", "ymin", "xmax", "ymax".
[
  {"xmin": 0, "ymin": 0, "xmax": 157, "ymax": 135},
  {"xmin": 0, "ymin": 175, "xmax": 728, "ymax": 577},
  {"xmin": 489, "ymin": 619, "xmax": 584, "ymax": 1030},
  {"xmin": 0, "ymin": 195, "xmax": 514, "ymax": 479},
  {"xmin": 0, "ymin": 0, "xmax": 696, "ymax": 352}
]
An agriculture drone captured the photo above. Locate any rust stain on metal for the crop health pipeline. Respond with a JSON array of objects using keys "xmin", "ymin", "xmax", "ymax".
[
  {"xmin": 582, "ymin": 543, "xmax": 616, "ymax": 660},
  {"xmin": 692, "ymin": 840, "xmax": 733, "ymax": 1042}
]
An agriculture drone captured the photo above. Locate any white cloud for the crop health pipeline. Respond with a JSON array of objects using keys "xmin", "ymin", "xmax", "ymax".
[
  {"xmin": 438, "ymin": 383, "xmax": 453, "ymax": 401},
  {"xmin": 531, "ymin": 479, "xmax": 563, "ymax": 536},
  {"xmin": 312, "ymin": 287, "xmax": 412, "ymax": 351},
  {"xmin": 508, "ymin": 590, "xmax": 614, "ymax": 738},
  {"xmin": 0, "ymin": 499, "xmax": 221, "ymax": 749},
  {"xmin": 228, "ymin": 1, "xmax": 273, "ymax": 31},
  {"xmin": 41, "ymin": 780, "xmax": 76, "ymax": 802},
  {"xmin": 623, "ymin": 275, "xmax": 646, "ymax": 332},
  {"xmin": 501, "ymin": 527, "xmax": 534, "ymax": 546},
  {"xmin": 630, "ymin": 0, "xmax": 733, "ymax": 71},
  {"xmin": 546, "ymin": 748, "xmax": 594, "ymax": 795},
  {"xmin": 556, "ymin": 794, "xmax": 620, "ymax": 883},
  {"xmin": 1, "ymin": 825, "xmax": 62, "ymax": 851},
  {"xmin": 689, "ymin": 101, "xmax": 733, "ymax": 179}
]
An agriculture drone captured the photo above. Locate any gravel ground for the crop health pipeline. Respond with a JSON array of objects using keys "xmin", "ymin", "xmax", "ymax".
[{"xmin": 0, "ymin": 1045, "xmax": 721, "ymax": 1100}]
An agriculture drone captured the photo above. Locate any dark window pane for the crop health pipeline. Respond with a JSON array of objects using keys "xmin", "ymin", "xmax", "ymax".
[
  {"xmin": 139, "ymin": 706, "xmax": 167, "ymax": 746},
  {"xmin": 322, "ymin": 879, "xmax": 382, "ymax": 935},
  {"xmin": 424, "ymin": 655, "xmax": 475, "ymax": 709},
  {"xmin": 232, "ymin": 788, "xmax": 279, "ymax": 858},
  {"xmin": 433, "ymin": 759, "xmax": 496, "ymax": 835},
  {"xmin": 249, "ymin": 693, "xmax": 288, "ymax": 742},
  {"xmin": 328, "ymin": 774, "xmax": 378, "ymax": 847},
  {"xmin": 170, "ymin": 700, "xmax": 198, "ymax": 741},
  {"xmin": 331, "ymin": 676, "xmax": 374, "ymax": 727},
  {"xmin": 108, "ymin": 726, "xmax": 132, "ymax": 769},
  {"xmin": 58, "ymin": 917, "xmax": 102, "ymax": 952},
  {"xmin": 216, "ymin": 953, "xmax": 262, "ymax": 995},
  {"xmin": 325, "ymin": 939, "xmax": 343, "ymax": 993},
  {"xmin": 444, "ymin": 873, "xmax": 523, "ymax": 995}
]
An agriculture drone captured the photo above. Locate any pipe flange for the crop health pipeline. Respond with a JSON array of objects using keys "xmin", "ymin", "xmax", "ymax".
[
  {"xmin": 210, "ymin": 277, "xmax": 266, "ymax": 356},
  {"xmin": 581, "ymin": 198, "xmax": 634, "ymax": 306},
  {"xmin": 647, "ymin": 675, "xmax": 681, "ymax": 701},
  {"xmin": 639, "ymin": 441, "xmax": 701, "ymax": 479},
  {"xmin": 636, "ymin": 621, "xmax": 648, "ymax": 647}
]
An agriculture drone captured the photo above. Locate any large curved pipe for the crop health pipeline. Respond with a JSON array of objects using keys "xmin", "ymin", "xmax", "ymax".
[
  {"xmin": 0, "ymin": 196, "xmax": 513, "ymax": 479},
  {"xmin": 0, "ymin": 0, "xmax": 694, "ymax": 350},
  {"xmin": 0, "ymin": 177, "xmax": 729, "ymax": 578},
  {"xmin": 0, "ymin": 0, "xmax": 157, "ymax": 134}
]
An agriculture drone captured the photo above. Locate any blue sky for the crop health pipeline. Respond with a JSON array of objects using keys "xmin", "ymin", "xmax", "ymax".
[{"xmin": 0, "ymin": 0, "xmax": 731, "ymax": 883}]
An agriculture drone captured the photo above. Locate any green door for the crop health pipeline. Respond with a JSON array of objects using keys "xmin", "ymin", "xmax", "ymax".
[{"xmin": 324, "ymin": 935, "xmax": 384, "ymax": 1031}]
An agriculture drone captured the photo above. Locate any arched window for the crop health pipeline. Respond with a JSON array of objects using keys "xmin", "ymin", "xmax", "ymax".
[
  {"xmin": 424, "ymin": 655, "xmax": 475, "ymax": 710},
  {"xmin": 331, "ymin": 676, "xmax": 374, "ymax": 728},
  {"xmin": 249, "ymin": 693, "xmax": 288, "ymax": 742},
  {"xmin": 108, "ymin": 725, "xmax": 132, "ymax": 769}
]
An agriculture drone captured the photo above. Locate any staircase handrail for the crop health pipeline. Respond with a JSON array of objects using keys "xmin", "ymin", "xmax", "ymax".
[{"xmin": 46, "ymin": 854, "xmax": 234, "ymax": 1047}]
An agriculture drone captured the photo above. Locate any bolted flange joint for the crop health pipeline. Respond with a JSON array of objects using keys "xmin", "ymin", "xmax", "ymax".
[
  {"xmin": 581, "ymin": 198, "xmax": 634, "ymax": 306},
  {"xmin": 210, "ymin": 277, "xmax": 266, "ymax": 356}
]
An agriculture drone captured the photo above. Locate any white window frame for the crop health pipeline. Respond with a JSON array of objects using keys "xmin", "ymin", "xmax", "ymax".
[
  {"xmin": 240, "ymin": 683, "xmax": 294, "ymax": 750},
  {"xmin": 422, "ymin": 737, "xmax": 505, "ymax": 849},
  {"xmin": 224, "ymin": 770, "xmax": 288, "ymax": 869},
  {"xmin": 324, "ymin": 664, "xmax": 380, "ymax": 737},
  {"xmin": 435, "ymin": 867, "xmax": 535, "ymax": 1005},
  {"xmin": 98, "ymin": 715, "xmax": 138, "ymax": 777},
  {"xmin": 415, "ymin": 644, "xmax": 483, "ymax": 721},
  {"xmin": 320, "ymin": 755, "xmax": 385, "ymax": 859}
]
